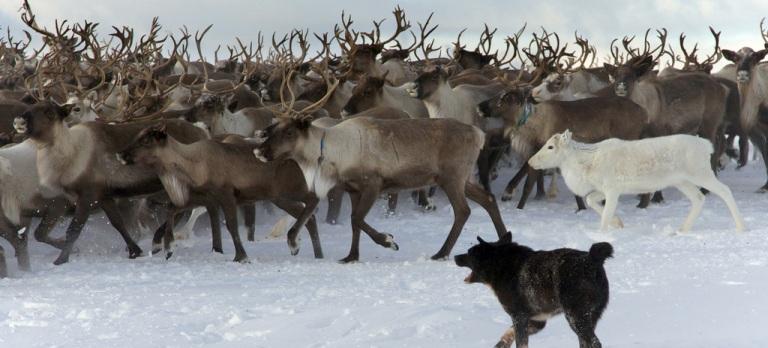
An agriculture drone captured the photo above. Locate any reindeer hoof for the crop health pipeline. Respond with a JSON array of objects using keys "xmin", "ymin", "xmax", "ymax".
[
  {"xmin": 234, "ymin": 256, "xmax": 250, "ymax": 263},
  {"xmin": 383, "ymin": 234, "xmax": 399, "ymax": 250},
  {"xmin": 338, "ymin": 255, "xmax": 359, "ymax": 264},
  {"xmin": 611, "ymin": 217, "xmax": 624, "ymax": 229},
  {"xmin": 165, "ymin": 251, "xmax": 174, "ymax": 260},
  {"xmin": 430, "ymin": 253, "xmax": 449, "ymax": 261},
  {"xmin": 289, "ymin": 243, "xmax": 300, "ymax": 256},
  {"xmin": 52, "ymin": 254, "xmax": 69, "ymax": 265},
  {"xmin": 151, "ymin": 242, "xmax": 163, "ymax": 255},
  {"xmin": 128, "ymin": 246, "xmax": 143, "ymax": 259},
  {"xmin": 500, "ymin": 191, "xmax": 514, "ymax": 202},
  {"xmin": 422, "ymin": 199, "xmax": 437, "ymax": 212}
]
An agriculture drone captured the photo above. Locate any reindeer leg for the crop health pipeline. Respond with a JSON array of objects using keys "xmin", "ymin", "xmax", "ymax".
[
  {"xmin": 162, "ymin": 209, "xmax": 178, "ymax": 259},
  {"xmin": 273, "ymin": 195, "xmax": 323, "ymax": 258},
  {"xmin": 325, "ymin": 186, "xmax": 344, "ymax": 225},
  {"xmin": 53, "ymin": 195, "xmax": 94, "ymax": 265},
  {"xmin": 0, "ymin": 243, "xmax": 6, "ymax": 278},
  {"xmin": 476, "ymin": 147, "xmax": 494, "ymax": 192},
  {"xmin": 101, "ymin": 198, "xmax": 143, "ymax": 259},
  {"xmin": 535, "ymin": 171, "xmax": 546, "ymax": 199},
  {"xmin": 432, "ymin": 180, "xmax": 471, "ymax": 260},
  {"xmin": 242, "ymin": 203, "xmax": 256, "ymax": 242},
  {"xmin": 205, "ymin": 204, "xmax": 223, "ymax": 253},
  {"xmin": 501, "ymin": 164, "xmax": 528, "ymax": 201},
  {"xmin": 217, "ymin": 193, "xmax": 248, "ymax": 263},
  {"xmin": 466, "ymin": 182, "xmax": 506, "ymax": 239},
  {"xmin": 15, "ymin": 218, "xmax": 31, "ymax": 272},
  {"xmin": 342, "ymin": 185, "xmax": 397, "ymax": 263},
  {"xmin": 575, "ymin": 196, "xmax": 587, "ymax": 212},
  {"xmin": 517, "ymin": 168, "xmax": 539, "ymax": 210},
  {"xmin": 33, "ymin": 199, "xmax": 68, "ymax": 250},
  {"xmin": 737, "ymin": 132, "xmax": 750, "ymax": 168},
  {"xmin": 386, "ymin": 193, "xmax": 397, "ymax": 216},
  {"xmin": 637, "ymin": 193, "xmax": 651, "ymax": 208}
]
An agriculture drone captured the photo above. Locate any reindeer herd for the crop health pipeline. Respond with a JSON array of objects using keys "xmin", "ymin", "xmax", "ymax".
[{"xmin": 0, "ymin": 1, "xmax": 766, "ymax": 278}]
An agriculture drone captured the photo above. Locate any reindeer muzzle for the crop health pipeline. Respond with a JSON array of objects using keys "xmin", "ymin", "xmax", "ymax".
[
  {"xmin": 737, "ymin": 71, "xmax": 750, "ymax": 84},
  {"xmin": 13, "ymin": 117, "xmax": 28, "ymax": 134}
]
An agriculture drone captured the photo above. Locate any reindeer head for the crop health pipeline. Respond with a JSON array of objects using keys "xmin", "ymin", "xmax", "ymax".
[
  {"xmin": 254, "ymin": 58, "xmax": 339, "ymax": 163},
  {"xmin": 118, "ymin": 123, "xmax": 169, "ymax": 166},
  {"xmin": 408, "ymin": 66, "xmax": 448, "ymax": 99},
  {"xmin": 14, "ymin": 101, "xmax": 73, "ymax": 143},
  {"xmin": 253, "ymin": 116, "xmax": 312, "ymax": 162},
  {"xmin": 722, "ymin": 18, "xmax": 768, "ymax": 83},
  {"xmin": 722, "ymin": 47, "xmax": 767, "ymax": 84},
  {"xmin": 531, "ymin": 73, "xmax": 572, "ymax": 101},
  {"xmin": 342, "ymin": 73, "xmax": 387, "ymax": 116},
  {"xmin": 528, "ymin": 130, "xmax": 573, "ymax": 170},
  {"xmin": 477, "ymin": 87, "xmax": 531, "ymax": 127},
  {"xmin": 604, "ymin": 55, "xmax": 655, "ymax": 97},
  {"xmin": 64, "ymin": 91, "xmax": 101, "ymax": 124}
]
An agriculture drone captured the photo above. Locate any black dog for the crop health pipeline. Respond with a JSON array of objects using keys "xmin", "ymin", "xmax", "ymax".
[{"xmin": 455, "ymin": 233, "xmax": 612, "ymax": 348}]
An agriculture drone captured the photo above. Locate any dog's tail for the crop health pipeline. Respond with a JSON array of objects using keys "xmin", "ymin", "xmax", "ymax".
[{"xmin": 589, "ymin": 242, "xmax": 614, "ymax": 264}]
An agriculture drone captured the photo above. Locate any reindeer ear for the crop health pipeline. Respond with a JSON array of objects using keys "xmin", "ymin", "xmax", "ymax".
[
  {"xmin": 372, "ymin": 44, "xmax": 384, "ymax": 55},
  {"xmin": 477, "ymin": 236, "xmax": 488, "ymax": 245},
  {"xmin": 721, "ymin": 50, "xmax": 739, "ymax": 63},
  {"xmin": 54, "ymin": 102, "xmax": 74, "ymax": 119},
  {"xmin": 603, "ymin": 63, "xmax": 617, "ymax": 76},
  {"xmin": 634, "ymin": 56, "xmax": 655, "ymax": 77},
  {"xmin": 754, "ymin": 49, "xmax": 768, "ymax": 63},
  {"xmin": 295, "ymin": 116, "xmax": 313, "ymax": 130}
]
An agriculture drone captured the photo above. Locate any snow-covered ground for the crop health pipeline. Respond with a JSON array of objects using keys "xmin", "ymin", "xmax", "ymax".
[{"xmin": 1, "ymin": 159, "xmax": 767, "ymax": 348}]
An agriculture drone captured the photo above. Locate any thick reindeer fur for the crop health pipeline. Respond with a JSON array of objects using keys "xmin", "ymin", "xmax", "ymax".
[
  {"xmin": 529, "ymin": 131, "xmax": 746, "ymax": 232},
  {"xmin": 15, "ymin": 101, "xmax": 209, "ymax": 265},
  {"xmin": 255, "ymin": 117, "xmax": 508, "ymax": 262}
]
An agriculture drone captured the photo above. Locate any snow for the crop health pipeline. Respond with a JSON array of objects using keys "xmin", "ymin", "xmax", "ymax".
[{"xmin": 1, "ymin": 160, "xmax": 768, "ymax": 347}]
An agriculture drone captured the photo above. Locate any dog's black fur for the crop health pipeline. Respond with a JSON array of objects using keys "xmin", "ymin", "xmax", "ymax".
[{"xmin": 454, "ymin": 233, "xmax": 612, "ymax": 348}]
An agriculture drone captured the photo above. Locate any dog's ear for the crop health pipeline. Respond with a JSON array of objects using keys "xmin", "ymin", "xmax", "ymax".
[
  {"xmin": 499, "ymin": 232, "xmax": 513, "ymax": 244},
  {"xmin": 477, "ymin": 236, "xmax": 488, "ymax": 245}
]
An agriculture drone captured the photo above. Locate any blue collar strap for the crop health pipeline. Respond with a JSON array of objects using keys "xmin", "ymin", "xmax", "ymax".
[
  {"xmin": 318, "ymin": 131, "xmax": 326, "ymax": 163},
  {"xmin": 517, "ymin": 102, "xmax": 533, "ymax": 128}
]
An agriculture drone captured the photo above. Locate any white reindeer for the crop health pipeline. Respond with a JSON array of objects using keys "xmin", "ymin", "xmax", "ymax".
[{"xmin": 528, "ymin": 130, "xmax": 746, "ymax": 232}]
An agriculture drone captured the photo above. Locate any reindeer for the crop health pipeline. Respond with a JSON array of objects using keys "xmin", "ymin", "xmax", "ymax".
[
  {"xmin": 720, "ymin": 19, "xmax": 768, "ymax": 191},
  {"xmin": 529, "ymin": 130, "xmax": 745, "ymax": 232},
  {"xmin": 118, "ymin": 125, "xmax": 324, "ymax": 262},
  {"xmin": 13, "ymin": 101, "xmax": 209, "ymax": 265},
  {"xmin": 253, "ymin": 60, "xmax": 507, "ymax": 262}
]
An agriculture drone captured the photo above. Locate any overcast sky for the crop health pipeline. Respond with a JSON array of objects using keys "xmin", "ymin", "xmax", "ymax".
[{"xmin": 2, "ymin": 0, "xmax": 767, "ymax": 68}]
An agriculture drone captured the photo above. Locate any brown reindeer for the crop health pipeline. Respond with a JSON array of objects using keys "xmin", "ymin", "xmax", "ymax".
[
  {"xmin": 13, "ymin": 102, "xmax": 208, "ymax": 265},
  {"xmin": 118, "ymin": 126, "xmax": 323, "ymax": 262},
  {"xmin": 253, "ymin": 59, "xmax": 507, "ymax": 261},
  {"xmin": 720, "ymin": 19, "xmax": 768, "ymax": 191}
]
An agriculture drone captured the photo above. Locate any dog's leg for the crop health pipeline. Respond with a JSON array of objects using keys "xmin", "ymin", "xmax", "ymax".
[
  {"xmin": 494, "ymin": 327, "xmax": 515, "ymax": 348},
  {"xmin": 512, "ymin": 317, "xmax": 530, "ymax": 348},
  {"xmin": 565, "ymin": 312, "xmax": 602, "ymax": 348}
]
